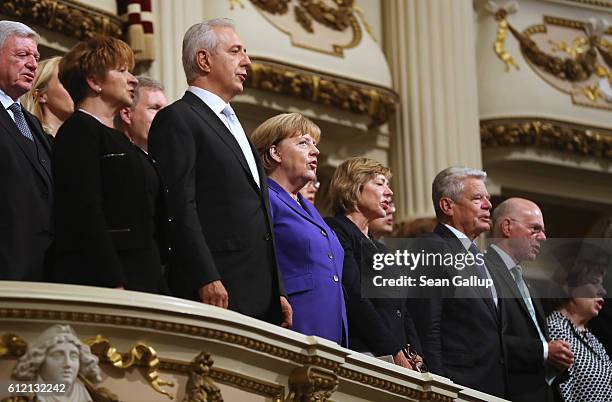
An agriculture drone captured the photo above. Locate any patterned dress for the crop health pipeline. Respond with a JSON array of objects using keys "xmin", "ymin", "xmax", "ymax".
[{"xmin": 547, "ymin": 310, "xmax": 612, "ymax": 402}]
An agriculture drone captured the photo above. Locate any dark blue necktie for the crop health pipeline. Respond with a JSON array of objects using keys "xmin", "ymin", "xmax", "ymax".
[{"xmin": 8, "ymin": 103, "xmax": 34, "ymax": 141}]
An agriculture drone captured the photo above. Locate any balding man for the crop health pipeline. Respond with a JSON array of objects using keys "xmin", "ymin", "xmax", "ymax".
[
  {"xmin": 486, "ymin": 197, "xmax": 573, "ymax": 402},
  {"xmin": 0, "ymin": 21, "xmax": 53, "ymax": 280}
]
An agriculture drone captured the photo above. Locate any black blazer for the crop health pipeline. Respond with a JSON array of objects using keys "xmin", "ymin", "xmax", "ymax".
[
  {"xmin": 325, "ymin": 215, "xmax": 419, "ymax": 357},
  {"xmin": 0, "ymin": 104, "xmax": 53, "ymax": 280},
  {"xmin": 486, "ymin": 246, "xmax": 557, "ymax": 402},
  {"xmin": 406, "ymin": 224, "xmax": 505, "ymax": 398},
  {"xmin": 148, "ymin": 91, "xmax": 283, "ymax": 323},
  {"xmin": 52, "ymin": 111, "xmax": 168, "ymax": 293}
]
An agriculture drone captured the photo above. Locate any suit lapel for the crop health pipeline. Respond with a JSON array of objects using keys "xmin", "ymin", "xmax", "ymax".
[
  {"xmin": 183, "ymin": 92, "xmax": 259, "ymax": 191},
  {"xmin": 268, "ymin": 179, "xmax": 326, "ymax": 231},
  {"xmin": 435, "ymin": 224, "xmax": 498, "ymax": 317},
  {"xmin": 0, "ymin": 106, "xmax": 51, "ymax": 186}
]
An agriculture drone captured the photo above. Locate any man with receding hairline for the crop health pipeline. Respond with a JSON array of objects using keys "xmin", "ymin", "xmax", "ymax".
[
  {"xmin": 486, "ymin": 197, "xmax": 572, "ymax": 402},
  {"xmin": 149, "ymin": 18, "xmax": 291, "ymax": 326},
  {"xmin": 0, "ymin": 21, "xmax": 53, "ymax": 280}
]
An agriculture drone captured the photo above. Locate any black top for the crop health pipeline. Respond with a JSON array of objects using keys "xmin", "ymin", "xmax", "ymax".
[
  {"xmin": 52, "ymin": 111, "xmax": 168, "ymax": 293},
  {"xmin": 325, "ymin": 214, "xmax": 415, "ymax": 357}
]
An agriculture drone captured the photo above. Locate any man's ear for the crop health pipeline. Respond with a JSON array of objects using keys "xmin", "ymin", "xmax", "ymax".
[
  {"xmin": 439, "ymin": 197, "xmax": 454, "ymax": 216},
  {"xmin": 501, "ymin": 217, "xmax": 513, "ymax": 237},
  {"xmin": 196, "ymin": 49, "xmax": 211, "ymax": 74},
  {"xmin": 119, "ymin": 107, "xmax": 131, "ymax": 126},
  {"xmin": 269, "ymin": 145, "xmax": 282, "ymax": 163}
]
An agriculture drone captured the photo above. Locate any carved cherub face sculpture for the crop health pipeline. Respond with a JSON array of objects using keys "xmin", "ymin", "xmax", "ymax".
[{"xmin": 39, "ymin": 340, "xmax": 80, "ymax": 385}]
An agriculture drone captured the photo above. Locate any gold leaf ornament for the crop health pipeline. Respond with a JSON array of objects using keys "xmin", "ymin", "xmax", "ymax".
[{"xmin": 486, "ymin": 0, "xmax": 520, "ymax": 71}]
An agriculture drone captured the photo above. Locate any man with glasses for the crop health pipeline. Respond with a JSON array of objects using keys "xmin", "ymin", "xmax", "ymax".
[
  {"xmin": 486, "ymin": 197, "xmax": 573, "ymax": 402},
  {"xmin": 299, "ymin": 178, "xmax": 320, "ymax": 204}
]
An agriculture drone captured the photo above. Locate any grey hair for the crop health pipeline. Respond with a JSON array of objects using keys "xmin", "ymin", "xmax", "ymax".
[
  {"xmin": 182, "ymin": 18, "xmax": 235, "ymax": 83},
  {"xmin": 132, "ymin": 75, "xmax": 164, "ymax": 108},
  {"xmin": 0, "ymin": 21, "xmax": 39, "ymax": 51},
  {"xmin": 113, "ymin": 75, "xmax": 165, "ymax": 129},
  {"xmin": 432, "ymin": 166, "xmax": 487, "ymax": 219}
]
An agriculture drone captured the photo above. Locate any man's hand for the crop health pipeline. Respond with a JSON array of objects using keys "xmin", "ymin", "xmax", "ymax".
[
  {"xmin": 393, "ymin": 350, "xmax": 415, "ymax": 370},
  {"xmin": 547, "ymin": 340, "xmax": 574, "ymax": 370},
  {"xmin": 199, "ymin": 280, "xmax": 229, "ymax": 308},
  {"xmin": 280, "ymin": 296, "xmax": 293, "ymax": 328}
]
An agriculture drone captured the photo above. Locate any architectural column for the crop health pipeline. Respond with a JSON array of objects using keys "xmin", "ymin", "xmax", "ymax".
[{"xmin": 382, "ymin": 0, "xmax": 482, "ymax": 221}]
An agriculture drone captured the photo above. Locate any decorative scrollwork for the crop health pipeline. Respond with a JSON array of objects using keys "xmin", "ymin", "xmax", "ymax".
[
  {"xmin": 297, "ymin": 0, "xmax": 354, "ymax": 32},
  {"xmin": 0, "ymin": 0, "xmax": 122, "ymax": 40},
  {"xmin": 246, "ymin": 59, "xmax": 398, "ymax": 126},
  {"xmin": 285, "ymin": 365, "xmax": 338, "ymax": 402},
  {"xmin": 182, "ymin": 352, "xmax": 223, "ymax": 402},
  {"xmin": 480, "ymin": 118, "xmax": 612, "ymax": 159},
  {"xmin": 85, "ymin": 335, "xmax": 175, "ymax": 400},
  {"xmin": 250, "ymin": 0, "xmax": 290, "ymax": 14},
  {"xmin": 0, "ymin": 333, "xmax": 27, "ymax": 358}
]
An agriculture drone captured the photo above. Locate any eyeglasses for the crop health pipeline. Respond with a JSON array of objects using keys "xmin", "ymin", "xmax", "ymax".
[
  {"xmin": 307, "ymin": 181, "xmax": 320, "ymax": 190},
  {"xmin": 509, "ymin": 218, "xmax": 546, "ymax": 235},
  {"xmin": 402, "ymin": 344, "xmax": 428, "ymax": 373}
]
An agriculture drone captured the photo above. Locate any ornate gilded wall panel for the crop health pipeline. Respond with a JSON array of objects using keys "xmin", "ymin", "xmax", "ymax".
[
  {"xmin": 247, "ymin": 0, "xmax": 370, "ymax": 56},
  {"xmin": 0, "ymin": 0, "xmax": 122, "ymax": 39}
]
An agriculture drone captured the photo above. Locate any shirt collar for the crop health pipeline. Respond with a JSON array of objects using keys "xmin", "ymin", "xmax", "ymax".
[
  {"xmin": 443, "ymin": 224, "xmax": 472, "ymax": 251},
  {"xmin": 0, "ymin": 88, "xmax": 18, "ymax": 110},
  {"xmin": 188, "ymin": 86, "xmax": 229, "ymax": 115},
  {"xmin": 490, "ymin": 244, "xmax": 518, "ymax": 271}
]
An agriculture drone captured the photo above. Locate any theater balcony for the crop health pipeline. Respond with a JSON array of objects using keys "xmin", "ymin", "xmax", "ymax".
[{"xmin": 0, "ymin": 282, "xmax": 507, "ymax": 402}]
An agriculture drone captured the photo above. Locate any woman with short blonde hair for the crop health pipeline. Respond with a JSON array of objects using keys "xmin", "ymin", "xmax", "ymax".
[
  {"xmin": 21, "ymin": 56, "xmax": 73, "ymax": 136},
  {"xmin": 325, "ymin": 157, "xmax": 424, "ymax": 372},
  {"xmin": 251, "ymin": 113, "xmax": 347, "ymax": 346}
]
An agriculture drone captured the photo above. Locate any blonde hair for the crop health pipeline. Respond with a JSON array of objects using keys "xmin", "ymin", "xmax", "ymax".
[
  {"xmin": 329, "ymin": 157, "xmax": 391, "ymax": 215},
  {"xmin": 59, "ymin": 35, "xmax": 135, "ymax": 105},
  {"xmin": 250, "ymin": 113, "xmax": 321, "ymax": 174},
  {"xmin": 21, "ymin": 56, "xmax": 61, "ymax": 133}
]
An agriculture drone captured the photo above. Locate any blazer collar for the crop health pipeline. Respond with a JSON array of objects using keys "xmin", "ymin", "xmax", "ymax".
[{"xmin": 267, "ymin": 178, "xmax": 327, "ymax": 229}]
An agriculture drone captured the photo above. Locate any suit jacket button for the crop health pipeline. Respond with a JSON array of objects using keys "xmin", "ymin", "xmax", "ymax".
[
  {"xmin": 333, "ymin": 274, "xmax": 339, "ymax": 282},
  {"xmin": 168, "ymin": 218, "xmax": 172, "ymax": 223},
  {"xmin": 264, "ymin": 233, "xmax": 271, "ymax": 241},
  {"xmin": 327, "ymin": 252, "xmax": 333, "ymax": 259},
  {"xmin": 396, "ymin": 309, "xmax": 402, "ymax": 318},
  {"xmin": 321, "ymin": 229, "xmax": 327, "ymax": 237}
]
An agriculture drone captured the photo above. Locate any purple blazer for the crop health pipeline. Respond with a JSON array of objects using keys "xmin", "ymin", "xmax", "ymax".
[{"xmin": 267, "ymin": 178, "xmax": 348, "ymax": 346}]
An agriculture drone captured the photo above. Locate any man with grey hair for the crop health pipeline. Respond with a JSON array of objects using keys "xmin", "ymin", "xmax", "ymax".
[
  {"xmin": 486, "ymin": 197, "xmax": 572, "ymax": 402},
  {"xmin": 149, "ymin": 18, "xmax": 291, "ymax": 326},
  {"xmin": 407, "ymin": 166, "xmax": 505, "ymax": 397},
  {"xmin": 116, "ymin": 76, "xmax": 167, "ymax": 152},
  {"xmin": 0, "ymin": 21, "xmax": 54, "ymax": 281}
]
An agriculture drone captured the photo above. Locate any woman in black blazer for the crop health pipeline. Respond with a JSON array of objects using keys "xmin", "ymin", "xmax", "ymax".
[
  {"xmin": 52, "ymin": 36, "xmax": 168, "ymax": 293},
  {"xmin": 325, "ymin": 157, "xmax": 423, "ymax": 371}
]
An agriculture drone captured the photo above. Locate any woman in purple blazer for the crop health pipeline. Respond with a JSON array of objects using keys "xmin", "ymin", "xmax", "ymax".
[{"xmin": 251, "ymin": 113, "xmax": 347, "ymax": 346}]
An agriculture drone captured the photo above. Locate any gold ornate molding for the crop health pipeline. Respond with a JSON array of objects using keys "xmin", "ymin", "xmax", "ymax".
[
  {"xmin": 249, "ymin": 0, "xmax": 363, "ymax": 56},
  {"xmin": 85, "ymin": 335, "xmax": 175, "ymax": 399},
  {"xmin": 246, "ymin": 58, "xmax": 398, "ymax": 126},
  {"xmin": 480, "ymin": 118, "xmax": 612, "ymax": 159},
  {"xmin": 181, "ymin": 352, "xmax": 223, "ymax": 402},
  {"xmin": 562, "ymin": 0, "xmax": 612, "ymax": 9},
  {"xmin": 0, "ymin": 0, "xmax": 123, "ymax": 40},
  {"xmin": 286, "ymin": 365, "xmax": 338, "ymax": 401},
  {"xmin": 0, "ymin": 333, "xmax": 26, "ymax": 359}
]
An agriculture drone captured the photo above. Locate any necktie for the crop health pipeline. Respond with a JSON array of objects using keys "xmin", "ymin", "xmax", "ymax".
[
  {"xmin": 8, "ymin": 103, "xmax": 34, "ymax": 141},
  {"xmin": 221, "ymin": 105, "xmax": 260, "ymax": 187},
  {"xmin": 511, "ymin": 265, "xmax": 547, "ymax": 343},
  {"xmin": 468, "ymin": 243, "xmax": 496, "ymax": 302}
]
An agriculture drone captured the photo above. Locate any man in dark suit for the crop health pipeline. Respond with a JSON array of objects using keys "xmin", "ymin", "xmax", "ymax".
[
  {"xmin": 0, "ymin": 21, "xmax": 53, "ymax": 281},
  {"xmin": 407, "ymin": 166, "xmax": 505, "ymax": 397},
  {"xmin": 149, "ymin": 18, "xmax": 291, "ymax": 326},
  {"xmin": 486, "ymin": 198, "xmax": 573, "ymax": 402}
]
